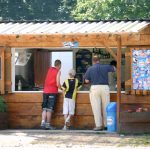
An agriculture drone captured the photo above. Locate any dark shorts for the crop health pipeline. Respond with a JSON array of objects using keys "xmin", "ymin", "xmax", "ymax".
[{"xmin": 42, "ymin": 93, "xmax": 57, "ymax": 112}]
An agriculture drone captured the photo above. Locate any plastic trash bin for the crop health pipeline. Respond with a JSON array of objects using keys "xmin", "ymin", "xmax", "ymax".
[{"xmin": 106, "ymin": 102, "xmax": 117, "ymax": 132}]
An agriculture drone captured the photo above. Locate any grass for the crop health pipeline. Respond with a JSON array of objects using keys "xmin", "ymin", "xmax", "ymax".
[{"xmin": 118, "ymin": 134, "xmax": 150, "ymax": 147}]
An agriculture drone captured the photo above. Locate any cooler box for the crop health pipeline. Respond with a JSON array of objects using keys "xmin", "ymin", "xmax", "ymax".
[{"xmin": 106, "ymin": 102, "xmax": 117, "ymax": 132}]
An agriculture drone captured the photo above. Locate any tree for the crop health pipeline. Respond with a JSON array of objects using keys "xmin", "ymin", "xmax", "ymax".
[
  {"xmin": 71, "ymin": 0, "xmax": 150, "ymax": 20},
  {"xmin": 0, "ymin": 0, "xmax": 149, "ymax": 21},
  {"xmin": 0, "ymin": 0, "xmax": 75, "ymax": 21}
]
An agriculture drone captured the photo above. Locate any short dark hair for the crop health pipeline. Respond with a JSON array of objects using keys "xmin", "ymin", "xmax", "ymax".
[
  {"xmin": 92, "ymin": 55, "xmax": 100, "ymax": 63},
  {"xmin": 110, "ymin": 60, "xmax": 117, "ymax": 67},
  {"xmin": 54, "ymin": 59, "xmax": 61, "ymax": 67}
]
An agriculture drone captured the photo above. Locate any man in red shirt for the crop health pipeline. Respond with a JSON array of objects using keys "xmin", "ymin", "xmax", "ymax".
[{"xmin": 41, "ymin": 59, "xmax": 61, "ymax": 130}]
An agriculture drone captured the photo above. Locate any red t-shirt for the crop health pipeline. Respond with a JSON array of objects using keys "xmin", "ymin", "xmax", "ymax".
[{"xmin": 43, "ymin": 67, "xmax": 59, "ymax": 93}]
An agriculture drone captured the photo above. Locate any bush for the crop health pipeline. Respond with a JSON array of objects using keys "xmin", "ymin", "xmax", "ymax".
[{"xmin": 0, "ymin": 96, "xmax": 7, "ymax": 112}]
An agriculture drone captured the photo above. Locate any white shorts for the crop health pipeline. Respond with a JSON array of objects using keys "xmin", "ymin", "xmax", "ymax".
[{"xmin": 63, "ymin": 98, "xmax": 75, "ymax": 115}]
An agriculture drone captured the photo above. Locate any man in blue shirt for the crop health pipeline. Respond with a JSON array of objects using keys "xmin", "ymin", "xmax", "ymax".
[{"xmin": 84, "ymin": 56, "xmax": 116, "ymax": 131}]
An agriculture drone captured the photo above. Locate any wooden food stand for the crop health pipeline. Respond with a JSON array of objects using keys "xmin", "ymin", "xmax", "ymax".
[{"xmin": 0, "ymin": 20, "xmax": 150, "ymax": 133}]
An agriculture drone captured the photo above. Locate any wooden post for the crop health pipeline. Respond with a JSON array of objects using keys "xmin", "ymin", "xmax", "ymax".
[
  {"xmin": 0, "ymin": 48, "xmax": 5, "ymax": 94},
  {"xmin": 117, "ymin": 35, "xmax": 122, "ymax": 133}
]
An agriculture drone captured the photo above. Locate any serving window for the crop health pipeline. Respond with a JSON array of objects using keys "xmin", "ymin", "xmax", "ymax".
[
  {"xmin": 75, "ymin": 48, "xmax": 125, "ymax": 91},
  {"xmin": 12, "ymin": 48, "xmax": 73, "ymax": 91},
  {"xmin": 11, "ymin": 47, "xmax": 125, "ymax": 92}
]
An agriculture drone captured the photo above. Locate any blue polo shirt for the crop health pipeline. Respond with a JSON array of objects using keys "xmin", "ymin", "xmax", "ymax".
[{"xmin": 84, "ymin": 63, "xmax": 115, "ymax": 85}]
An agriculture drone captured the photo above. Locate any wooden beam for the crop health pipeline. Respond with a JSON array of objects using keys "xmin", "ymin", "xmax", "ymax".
[
  {"xmin": 0, "ymin": 33, "xmax": 150, "ymax": 48},
  {"xmin": 102, "ymin": 42, "xmax": 117, "ymax": 60},
  {"xmin": 116, "ymin": 35, "xmax": 122, "ymax": 133}
]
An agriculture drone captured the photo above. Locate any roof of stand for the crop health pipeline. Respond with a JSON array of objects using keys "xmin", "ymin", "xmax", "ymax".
[{"xmin": 0, "ymin": 20, "xmax": 149, "ymax": 34}]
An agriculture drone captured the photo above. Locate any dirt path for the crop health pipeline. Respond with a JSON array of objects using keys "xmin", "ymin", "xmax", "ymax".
[{"xmin": 0, "ymin": 130, "xmax": 150, "ymax": 150}]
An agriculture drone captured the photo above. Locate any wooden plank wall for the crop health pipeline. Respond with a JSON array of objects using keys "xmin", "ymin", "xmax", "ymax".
[
  {"xmin": 4, "ymin": 93, "xmax": 117, "ymax": 129},
  {"xmin": 3, "ymin": 92, "xmax": 150, "ymax": 133},
  {"xmin": 120, "ymin": 95, "xmax": 150, "ymax": 133}
]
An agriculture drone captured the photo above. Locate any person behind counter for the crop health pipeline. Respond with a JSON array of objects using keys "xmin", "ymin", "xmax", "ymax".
[
  {"xmin": 41, "ymin": 59, "xmax": 61, "ymax": 130},
  {"xmin": 61, "ymin": 69, "xmax": 82, "ymax": 130},
  {"xmin": 84, "ymin": 56, "xmax": 116, "ymax": 131}
]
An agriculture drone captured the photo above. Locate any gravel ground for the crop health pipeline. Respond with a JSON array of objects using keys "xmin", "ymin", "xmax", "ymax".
[{"xmin": 0, "ymin": 130, "xmax": 150, "ymax": 150}]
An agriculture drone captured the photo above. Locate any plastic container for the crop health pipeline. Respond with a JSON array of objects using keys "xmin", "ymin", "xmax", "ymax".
[{"xmin": 106, "ymin": 102, "xmax": 117, "ymax": 132}]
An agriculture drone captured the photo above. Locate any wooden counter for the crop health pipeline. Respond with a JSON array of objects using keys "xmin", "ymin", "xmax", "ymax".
[
  {"xmin": 4, "ymin": 92, "xmax": 117, "ymax": 129},
  {"xmin": 4, "ymin": 92, "xmax": 150, "ymax": 133}
]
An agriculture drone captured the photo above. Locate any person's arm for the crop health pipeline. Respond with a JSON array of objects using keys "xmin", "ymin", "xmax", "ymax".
[
  {"xmin": 109, "ymin": 60, "xmax": 117, "ymax": 72},
  {"xmin": 61, "ymin": 81, "xmax": 66, "ymax": 97},
  {"xmin": 56, "ymin": 70, "xmax": 61, "ymax": 89},
  {"xmin": 84, "ymin": 68, "xmax": 91, "ymax": 84},
  {"xmin": 77, "ymin": 79, "xmax": 82, "ymax": 90}
]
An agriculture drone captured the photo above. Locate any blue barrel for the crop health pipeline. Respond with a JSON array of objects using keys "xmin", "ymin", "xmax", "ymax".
[{"xmin": 106, "ymin": 102, "xmax": 117, "ymax": 132}]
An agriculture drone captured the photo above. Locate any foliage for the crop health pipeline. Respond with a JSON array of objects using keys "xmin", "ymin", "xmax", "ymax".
[
  {"xmin": 0, "ymin": 96, "xmax": 7, "ymax": 112},
  {"xmin": 0, "ymin": 0, "xmax": 75, "ymax": 21},
  {"xmin": 0, "ymin": 0, "xmax": 149, "ymax": 21},
  {"xmin": 71, "ymin": 0, "xmax": 150, "ymax": 20}
]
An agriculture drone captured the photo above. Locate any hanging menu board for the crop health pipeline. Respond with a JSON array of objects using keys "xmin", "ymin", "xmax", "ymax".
[
  {"xmin": 76, "ymin": 49, "xmax": 92, "ymax": 84},
  {"xmin": 132, "ymin": 49, "xmax": 150, "ymax": 90},
  {"xmin": 0, "ymin": 58, "xmax": 1, "ymax": 79}
]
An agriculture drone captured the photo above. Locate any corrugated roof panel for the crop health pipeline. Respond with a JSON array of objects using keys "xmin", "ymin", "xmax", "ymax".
[
  {"xmin": 88, "ymin": 22, "xmax": 104, "ymax": 32},
  {"xmin": 112, "ymin": 21, "xmax": 132, "ymax": 32},
  {"xmin": 77, "ymin": 22, "xmax": 97, "ymax": 33},
  {"xmin": 0, "ymin": 23, "xmax": 14, "ymax": 33},
  {"xmin": 29, "ymin": 22, "xmax": 48, "ymax": 33},
  {"xmin": 118, "ymin": 21, "xmax": 139, "ymax": 32},
  {"xmin": 103, "ymin": 21, "xmax": 126, "ymax": 32},
  {"xmin": 20, "ymin": 23, "xmax": 47, "ymax": 34},
  {"xmin": 32, "ymin": 22, "xmax": 52, "ymax": 33},
  {"xmin": 53, "ymin": 22, "xmax": 76, "ymax": 33},
  {"xmin": 44, "ymin": 22, "xmax": 68, "ymax": 33},
  {"xmin": 94, "ymin": 22, "xmax": 113, "ymax": 32},
  {"xmin": 128, "ymin": 21, "xmax": 148, "ymax": 32},
  {"xmin": 60, "ymin": 22, "xmax": 82, "ymax": 33},
  {"xmin": 14, "ymin": 23, "xmax": 35, "ymax": 34},
  {"xmin": 35, "ymin": 22, "xmax": 56, "ymax": 33},
  {"xmin": 4, "ymin": 23, "xmax": 26, "ymax": 34},
  {"xmin": 0, "ymin": 21, "xmax": 149, "ymax": 34},
  {"xmin": 99, "ymin": 21, "xmax": 119, "ymax": 32},
  {"xmin": 70, "ymin": 22, "xmax": 90, "ymax": 33}
]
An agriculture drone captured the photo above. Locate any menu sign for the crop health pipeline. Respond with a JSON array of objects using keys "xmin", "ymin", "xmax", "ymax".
[
  {"xmin": 0, "ymin": 57, "xmax": 1, "ymax": 79},
  {"xmin": 132, "ymin": 50, "xmax": 150, "ymax": 90}
]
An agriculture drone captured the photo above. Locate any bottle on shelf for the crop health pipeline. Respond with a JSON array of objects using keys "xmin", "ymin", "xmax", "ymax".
[{"xmin": 18, "ymin": 80, "xmax": 22, "ymax": 91}]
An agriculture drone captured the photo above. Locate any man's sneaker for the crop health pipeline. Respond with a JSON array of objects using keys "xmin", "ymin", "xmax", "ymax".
[
  {"xmin": 45, "ymin": 123, "xmax": 55, "ymax": 130},
  {"xmin": 104, "ymin": 127, "xmax": 107, "ymax": 130},
  {"xmin": 93, "ymin": 127, "xmax": 103, "ymax": 131},
  {"xmin": 40, "ymin": 121, "xmax": 45, "ymax": 129},
  {"xmin": 62, "ymin": 125, "xmax": 69, "ymax": 131}
]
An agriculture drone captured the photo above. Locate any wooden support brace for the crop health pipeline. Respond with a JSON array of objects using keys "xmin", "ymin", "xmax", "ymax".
[{"xmin": 102, "ymin": 42, "xmax": 117, "ymax": 60}]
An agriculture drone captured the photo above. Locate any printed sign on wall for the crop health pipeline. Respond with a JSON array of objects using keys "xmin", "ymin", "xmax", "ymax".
[
  {"xmin": 132, "ymin": 49, "xmax": 150, "ymax": 90},
  {"xmin": 0, "ymin": 57, "xmax": 1, "ymax": 79}
]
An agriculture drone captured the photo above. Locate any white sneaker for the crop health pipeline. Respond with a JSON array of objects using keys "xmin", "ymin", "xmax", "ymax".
[
  {"xmin": 62, "ymin": 125, "xmax": 69, "ymax": 130},
  {"xmin": 40, "ymin": 121, "xmax": 45, "ymax": 129}
]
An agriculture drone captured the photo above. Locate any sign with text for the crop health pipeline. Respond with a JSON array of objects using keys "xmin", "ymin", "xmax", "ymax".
[
  {"xmin": 0, "ymin": 57, "xmax": 1, "ymax": 79},
  {"xmin": 63, "ymin": 41, "xmax": 78, "ymax": 48}
]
